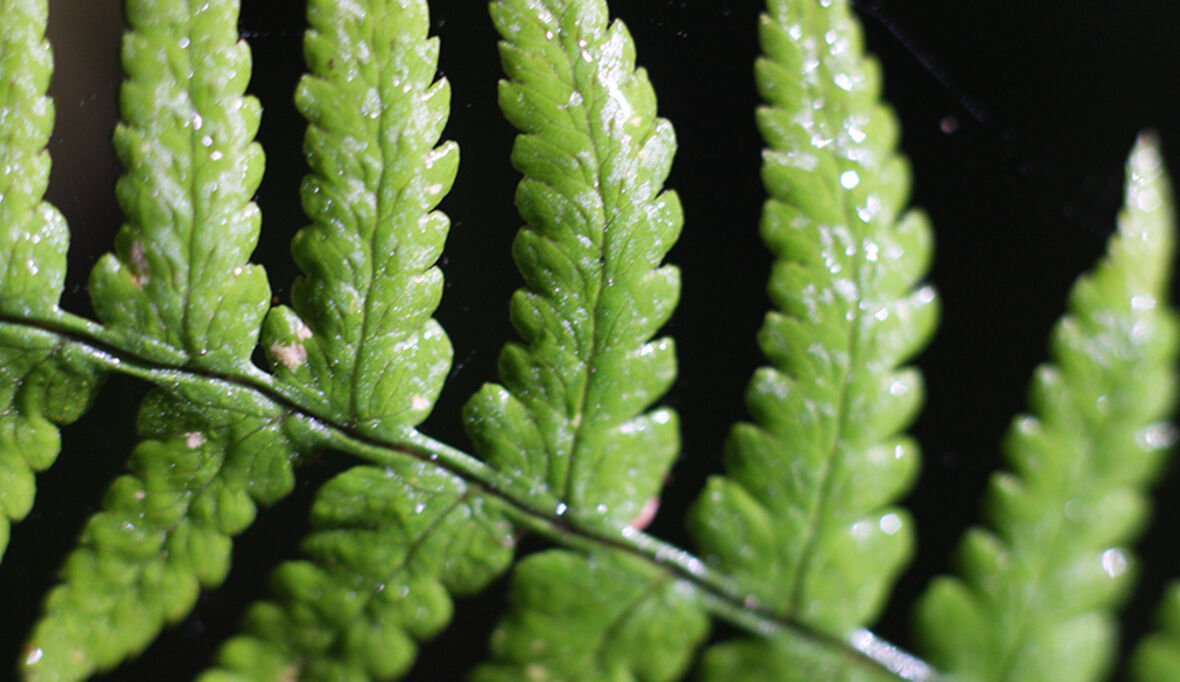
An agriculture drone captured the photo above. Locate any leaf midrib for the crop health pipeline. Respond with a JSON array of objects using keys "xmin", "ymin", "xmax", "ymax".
[{"xmin": 776, "ymin": 2, "xmax": 875, "ymax": 622}]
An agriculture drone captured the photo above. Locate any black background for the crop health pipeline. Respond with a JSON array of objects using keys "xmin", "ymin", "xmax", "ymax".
[{"xmin": 4, "ymin": 1, "xmax": 1180, "ymax": 679}]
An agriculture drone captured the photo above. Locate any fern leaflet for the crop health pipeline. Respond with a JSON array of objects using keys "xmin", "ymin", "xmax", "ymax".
[
  {"xmin": 0, "ymin": 0, "xmax": 104, "ymax": 563},
  {"xmin": 688, "ymin": 0, "xmax": 937, "ymax": 668},
  {"xmin": 915, "ymin": 137, "xmax": 1179, "ymax": 682}
]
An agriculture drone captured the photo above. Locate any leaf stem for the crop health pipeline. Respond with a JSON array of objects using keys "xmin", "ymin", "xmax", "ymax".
[{"xmin": 2, "ymin": 311, "xmax": 939, "ymax": 681}]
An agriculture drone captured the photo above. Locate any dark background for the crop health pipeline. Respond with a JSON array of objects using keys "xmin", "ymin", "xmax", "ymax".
[{"xmin": 3, "ymin": 1, "xmax": 1180, "ymax": 679}]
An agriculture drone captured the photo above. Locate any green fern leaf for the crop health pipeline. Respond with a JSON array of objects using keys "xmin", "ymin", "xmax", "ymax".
[
  {"xmin": 203, "ymin": 461, "xmax": 513, "ymax": 681},
  {"xmin": 88, "ymin": 0, "xmax": 269, "ymax": 371},
  {"xmin": 688, "ymin": 0, "xmax": 936, "ymax": 646},
  {"xmin": 199, "ymin": 1, "xmax": 480, "ymax": 678},
  {"xmin": 914, "ymin": 136, "xmax": 1178, "ymax": 682},
  {"xmin": 18, "ymin": 2, "xmax": 295, "ymax": 678},
  {"xmin": 22, "ymin": 383, "xmax": 297, "ymax": 682},
  {"xmin": 460, "ymin": 2, "xmax": 714, "ymax": 677},
  {"xmin": 463, "ymin": 0, "xmax": 683, "ymax": 528},
  {"xmin": 261, "ymin": 0, "xmax": 455, "ymax": 436},
  {"xmin": 1131, "ymin": 583, "xmax": 1180, "ymax": 682},
  {"xmin": 0, "ymin": 0, "xmax": 104, "ymax": 562},
  {"xmin": 473, "ymin": 550, "xmax": 709, "ymax": 682}
]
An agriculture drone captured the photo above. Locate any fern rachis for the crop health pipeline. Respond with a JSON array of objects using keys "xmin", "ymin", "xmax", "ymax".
[{"xmin": 1, "ymin": 1, "xmax": 1178, "ymax": 681}]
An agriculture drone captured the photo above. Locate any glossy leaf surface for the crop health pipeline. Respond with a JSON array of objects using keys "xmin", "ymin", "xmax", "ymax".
[
  {"xmin": 464, "ymin": 0, "xmax": 683, "ymax": 527},
  {"xmin": 688, "ymin": 0, "xmax": 936, "ymax": 640},
  {"xmin": 89, "ymin": 0, "xmax": 269, "ymax": 371},
  {"xmin": 915, "ymin": 137, "xmax": 1179, "ymax": 682},
  {"xmin": 0, "ymin": 0, "xmax": 104, "ymax": 562},
  {"xmin": 262, "ymin": 0, "xmax": 455, "ymax": 437},
  {"xmin": 202, "ymin": 2, "xmax": 484, "ymax": 678}
]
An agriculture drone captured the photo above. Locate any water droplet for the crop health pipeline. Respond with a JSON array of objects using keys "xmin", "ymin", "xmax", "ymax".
[
  {"xmin": 1142, "ymin": 422, "xmax": 1178, "ymax": 448},
  {"xmin": 1131, "ymin": 295, "xmax": 1157, "ymax": 310},
  {"xmin": 25, "ymin": 648, "xmax": 43, "ymax": 665},
  {"xmin": 1134, "ymin": 144, "xmax": 1163, "ymax": 175},
  {"xmin": 879, "ymin": 513, "xmax": 902, "ymax": 535},
  {"xmin": 178, "ymin": 37, "xmax": 190, "ymax": 49},
  {"xmin": 555, "ymin": 502, "xmax": 568, "ymax": 516},
  {"xmin": 833, "ymin": 73, "xmax": 853, "ymax": 91},
  {"xmin": 840, "ymin": 170, "xmax": 860, "ymax": 189},
  {"xmin": 1136, "ymin": 187, "xmax": 1162, "ymax": 212},
  {"xmin": 1101, "ymin": 548, "xmax": 1128, "ymax": 578}
]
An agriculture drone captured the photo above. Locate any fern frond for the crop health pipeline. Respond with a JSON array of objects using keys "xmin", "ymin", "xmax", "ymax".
[
  {"xmin": 21, "ymin": 383, "xmax": 298, "ymax": 682},
  {"xmin": 464, "ymin": 0, "xmax": 683, "ymax": 527},
  {"xmin": 459, "ymin": 1, "xmax": 708, "ymax": 676},
  {"xmin": 16, "ymin": 2, "xmax": 292, "ymax": 678},
  {"xmin": 203, "ymin": 462, "xmax": 513, "ymax": 681},
  {"xmin": 0, "ymin": 0, "xmax": 104, "ymax": 562},
  {"xmin": 0, "ymin": 0, "xmax": 66, "ymax": 318},
  {"xmin": 915, "ymin": 136, "xmax": 1178, "ymax": 682},
  {"xmin": 196, "ymin": 2, "xmax": 479, "ymax": 678},
  {"xmin": 1131, "ymin": 582, "xmax": 1180, "ymax": 681},
  {"xmin": 473, "ymin": 549, "xmax": 709, "ymax": 682},
  {"xmin": 688, "ymin": 0, "xmax": 936, "ymax": 647},
  {"xmin": 88, "ymin": 0, "xmax": 269, "ymax": 371},
  {"xmin": 261, "ymin": 0, "xmax": 455, "ymax": 436}
]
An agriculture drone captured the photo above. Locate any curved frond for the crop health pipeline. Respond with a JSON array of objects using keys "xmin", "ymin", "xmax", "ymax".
[
  {"xmin": 688, "ymin": 0, "xmax": 936, "ymax": 644},
  {"xmin": 915, "ymin": 136, "xmax": 1179, "ymax": 682},
  {"xmin": 0, "ymin": 0, "xmax": 104, "ymax": 562},
  {"xmin": 261, "ymin": 0, "xmax": 455, "ymax": 437},
  {"xmin": 89, "ymin": 0, "xmax": 269, "ymax": 371}
]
